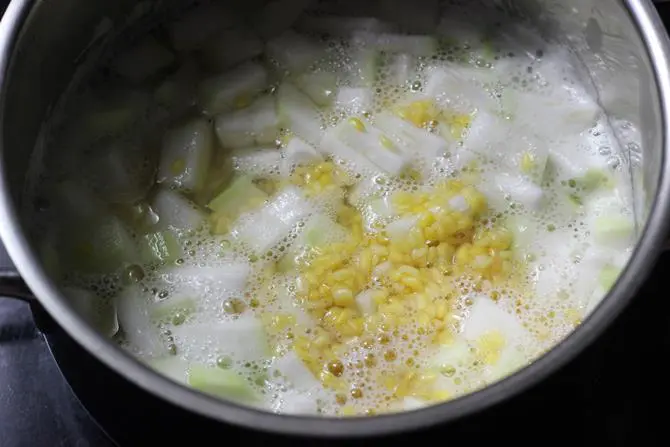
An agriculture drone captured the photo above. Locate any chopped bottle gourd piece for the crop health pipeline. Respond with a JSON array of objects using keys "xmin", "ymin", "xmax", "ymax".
[
  {"xmin": 294, "ymin": 71, "xmax": 337, "ymax": 106},
  {"xmin": 207, "ymin": 175, "xmax": 268, "ymax": 215},
  {"xmin": 147, "ymin": 357, "xmax": 188, "ymax": 383},
  {"xmin": 277, "ymin": 83, "xmax": 324, "ymax": 145},
  {"xmin": 65, "ymin": 216, "xmax": 138, "ymax": 274},
  {"xmin": 278, "ymin": 212, "xmax": 348, "ymax": 271},
  {"xmin": 198, "ymin": 61, "xmax": 268, "ymax": 116},
  {"xmin": 266, "ymin": 30, "xmax": 324, "ymax": 73},
  {"xmin": 161, "ymin": 263, "xmax": 252, "ymax": 293},
  {"xmin": 150, "ymin": 294, "xmax": 197, "ymax": 325},
  {"xmin": 229, "ymin": 186, "xmax": 314, "ymax": 255},
  {"xmin": 74, "ymin": 90, "xmax": 150, "ymax": 146},
  {"xmin": 593, "ymin": 215, "xmax": 635, "ymax": 249},
  {"xmin": 140, "ymin": 230, "xmax": 183, "ymax": 265},
  {"xmin": 171, "ymin": 316, "xmax": 269, "ymax": 363},
  {"xmin": 272, "ymin": 351, "xmax": 321, "ymax": 392},
  {"xmin": 188, "ymin": 364, "xmax": 258, "ymax": 402},
  {"xmin": 282, "ymin": 137, "xmax": 323, "ymax": 173},
  {"xmin": 83, "ymin": 138, "xmax": 154, "ymax": 205},
  {"xmin": 215, "ymin": 96, "xmax": 280, "ymax": 148},
  {"xmin": 64, "ymin": 287, "xmax": 119, "ymax": 338},
  {"xmin": 328, "ymin": 117, "xmax": 411, "ymax": 175},
  {"xmin": 116, "ymin": 285, "xmax": 167, "ymax": 358},
  {"xmin": 375, "ymin": 111, "xmax": 448, "ymax": 158},
  {"xmin": 158, "ymin": 118, "xmax": 214, "ymax": 193},
  {"xmin": 599, "ymin": 264, "xmax": 621, "ymax": 291},
  {"xmin": 151, "ymin": 189, "xmax": 206, "ymax": 232},
  {"xmin": 335, "ymin": 87, "xmax": 374, "ymax": 115}
]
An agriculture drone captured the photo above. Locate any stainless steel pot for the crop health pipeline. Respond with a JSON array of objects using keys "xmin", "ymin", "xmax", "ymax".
[{"xmin": 1, "ymin": 0, "xmax": 669, "ymax": 438}]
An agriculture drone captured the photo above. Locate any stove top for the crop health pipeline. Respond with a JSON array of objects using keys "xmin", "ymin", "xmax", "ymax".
[{"xmin": 3, "ymin": 2, "xmax": 670, "ymax": 446}]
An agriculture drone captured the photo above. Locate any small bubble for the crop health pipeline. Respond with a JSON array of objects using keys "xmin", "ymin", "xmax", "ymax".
[
  {"xmin": 172, "ymin": 312, "xmax": 186, "ymax": 326},
  {"xmin": 223, "ymin": 298, "xmax": 246, "ymax": 314},
  {"xmin": 123, "ymin": 264, "xmax": 145, "ymax": 284},
  {"xmin": 327, "ymin": 360, "xmax": 344, "ymax": 377},
  {"xmin": 217, "ymin": 356, "xmax": 233, "ymax": 369}
]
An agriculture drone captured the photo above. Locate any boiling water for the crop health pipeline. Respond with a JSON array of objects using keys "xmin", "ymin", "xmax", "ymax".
[{"xmin": 24, "ymin": 0, "xmax": 637, "ymax": 416}]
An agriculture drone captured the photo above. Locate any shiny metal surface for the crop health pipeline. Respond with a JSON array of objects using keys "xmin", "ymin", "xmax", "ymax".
[{"xmin": 0, "ymin": 0, "xmax": 669, "ymax": 437}]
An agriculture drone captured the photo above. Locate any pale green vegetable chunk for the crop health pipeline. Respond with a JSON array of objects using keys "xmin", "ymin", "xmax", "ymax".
[
  {"xmin": 281, "ymin": 136, "xmax": 322, "ymax": 174},
  {"xmin": 82, "ymin": 90, "xmax": 150, "ymax": 140},
  {"xmin": 198, "ymin": 61, "xmax": 268, "ymax": 116},
  {"xmin": 277, "ymin": 83, "xmax": 324, "ymax": 145},
  {"xmin": 188, "ymin": 364, "xmax": 258, "ymax": 402},
  {"xmin": 215, "ymin": 96, "xmax": 279, "ymax": 148},
  {"xmin": 266, "ymin": 30, "xmax": 324, "ymax": 73},
  {"xmin": 116, "ymin": 285, "xmax": 167, "ymax": 358},
  {"xmin": 151, "ymin": 189, "xmax": 206, "ymax": 231},
  {"xmin": 599, "ymin": 264, "xmax": 621, "ymax": 291},
  {"xmin": 294, "ymin": 72, "xmax": 337, "ymax": 106},
  {"xmin": 230, "ymin": 148, "xmax": 282, "ymax": 178},
  {"xmin": 150, "ymin": 295, "xmax": 197, "ymax": 325},
  {"xmin": 83, "ymin": 138, "xmax": 154, "ymax": 204},
  {"xmin": 347, "ymin": 47, "xmax": 379, "ymax": 87},
  {"xmin": 158, "ymin": 118, "xmax": 214, "ymax": 193},
  {"xmin": 147, "ymin": 357, "xmax": 188, "ymax": 383},
  {"xmin": 430, "ymin": 338, "xmax": 474, "ymax": 372},
  {"xmin": 140, "ymin": 231, "xmax": 183, "ymax": 264},
  {"xmin": 154, "ymin": 61, "xmax": 199, "ymax": 113},
  {"xmin": 278, "ymin": 213, "xmax": 348, "ymax": 271},
  {"xmin": 64, "ymin": 287, "xmax": 119, "ymax": 337},
  {"xmin": 327, "ymin": 117, "xmax": 411, "ymax": 175},
  {"xmin": 171, "ymin": 316, "xmax": 269, "ymax": 363},
  {"xmin": 375, "ymin": 111, "xmax": 448, "ymax": 158},
  {"xmin": 229, "ymin": 186, "xmax": 314, "ymax": 254},
  {"xmin": 66, "ymin": 216, "xmax": 138, "ymax": 274},
  {"xmin": 593, "ymin": 216, "xmax": 635, "ymax": 248},
  {"xmin": 207, "ymin": 175, "xmax": 268, "ymax": 215}
]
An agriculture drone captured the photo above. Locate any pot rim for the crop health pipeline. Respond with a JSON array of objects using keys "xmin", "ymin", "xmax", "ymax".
[{"xmin": 1, "ymin": 0, "xmax": 669, "ymax": 438}]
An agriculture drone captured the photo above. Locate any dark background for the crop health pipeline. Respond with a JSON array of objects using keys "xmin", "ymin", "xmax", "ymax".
[{"xmin": 2, "ymin": 1, "xmax": 670, "ymax": 446}]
